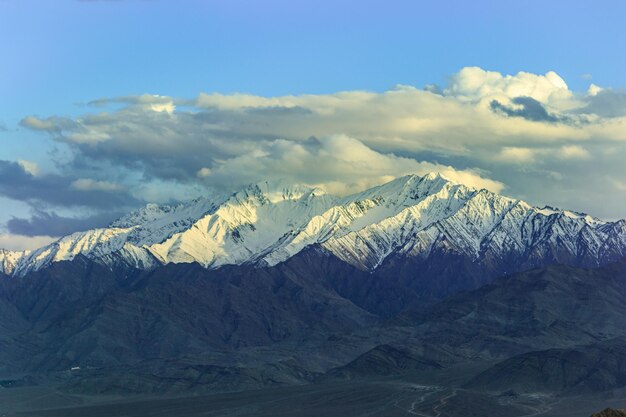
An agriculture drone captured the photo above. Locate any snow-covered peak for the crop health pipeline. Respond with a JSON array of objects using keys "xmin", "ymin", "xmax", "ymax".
[
  {"xmin": 535, "ymin": 205, "xmax": 605, "ymax": 226},
  {"xmin": 229, "ymin": 180, "xmax": 328, "ymax": 206},
  {"xmin": 421, "ymin": 171, "xmax": 455, "ymax": 183},
  {"xmin": 345, "ymin": 172, "xmax": 464, "ymax": 208},
  {"xmin": 0, "ymin": 248, "xmax": 27, "ymax": 275},
  {"xmin": 110, "ymin": 195, "xmax": 224, "ymax": 229},
  {"xmin": 536, "ymin": 205, "xmax": 560, "ymax": 216},
  {"xmin": 110, "ymin": 202, "xmax": 176, "ymax": 228},
  {"xmin": 3, "ymin": 173, "xmax": 626, "ymax": 277}
]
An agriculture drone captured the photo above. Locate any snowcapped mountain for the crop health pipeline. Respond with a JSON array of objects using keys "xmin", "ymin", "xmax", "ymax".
[{"xmin": 2, "ymin": 173, "xmax": 626, "ymax": 278}]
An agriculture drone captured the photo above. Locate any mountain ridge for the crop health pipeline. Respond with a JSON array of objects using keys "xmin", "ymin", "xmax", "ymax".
[{"xmin": 2, "ymin": 172, "xmax": 626, "ymax": 279}]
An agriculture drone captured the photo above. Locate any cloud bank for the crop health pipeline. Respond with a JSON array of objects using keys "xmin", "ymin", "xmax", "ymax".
[{"xmin": 4, "ymin": 66, "xmax": 626, "ymax": 248}]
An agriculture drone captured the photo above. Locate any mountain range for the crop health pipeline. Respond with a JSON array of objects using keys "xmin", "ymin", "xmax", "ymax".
[
  {"xmin": 3, "ymin": 173, "xmax": 626, "ymax": 291},
  {"xmin": 2, "ymin": 173, "xmax": 626, "ymax": 417}
]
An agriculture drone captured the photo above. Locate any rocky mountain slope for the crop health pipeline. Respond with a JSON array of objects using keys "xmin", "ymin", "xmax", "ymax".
[
  {"xmin": 591, "ymin": 410, "xmax": 626, "ymax": 417},
  {"xmin": 467, "ymin": 336, "xmax": 626, "ymax": 394},
  {"xmin": 0, "ymin": 256, "xmax": 375, "ymax": 375},
  {"xmin": 403, "ymin": 259, "xmax": 626, "ymax": 357},
  {"xmin": 2, "ymin": 252, "xmax": 626, "ymax": 393}
]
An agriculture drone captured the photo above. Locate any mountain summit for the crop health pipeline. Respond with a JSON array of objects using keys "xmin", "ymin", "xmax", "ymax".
[{"xmin": 2, "ymin": 173, "xmax": 626, "ymax": 279}]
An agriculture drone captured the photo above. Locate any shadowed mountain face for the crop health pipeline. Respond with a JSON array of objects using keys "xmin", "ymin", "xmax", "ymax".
[
  {"xmin": 0, "ymin": 254, "xmax": 376, "ymax": 374},
  {"xmin": 3, "ymin": 250, "xmax": 624, "ymax": 374},
  {"xmin": 1, "ymin": 252, "xmax": 626, "ymax": 392},
  {"xmin": 322, "ymin": 344, "xmax": 443, "ymax": 380},
  {"xmin": 467, "ymin": 337, "xmax": 626, "ymax": 394},
  {"xmin": 2, "ymin": 243, "xmax": 626, "ymax": 417},
  {"xmin": 402, "ymin": 260, "xmax": 626, "ymax": 357}
]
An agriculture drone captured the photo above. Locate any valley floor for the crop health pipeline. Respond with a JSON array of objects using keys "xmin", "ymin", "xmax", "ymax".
[{"xmin": 3, "ymin": 380, "xmax": 625, "ymax": 417}]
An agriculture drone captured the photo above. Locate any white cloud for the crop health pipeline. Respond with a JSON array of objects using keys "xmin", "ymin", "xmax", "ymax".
[
  {"xmin": 206, "ymin": 134, "xmax": 504, "ymax": 195},
  {"xmin": 444, "ymin": 67, "xmax": 573, "ymax": 106},
  {"xmin": 15, "ymin": 66, "xmax": 626, "ymax": 220},
  {"xmin": 20, "ymin": 116, "xmax": 60, "ymax": 132},
  {"xmin": 558, "ymin": 145, "xmax": 590, "ymax": 160},
  {"xmin": 0, "ymin": 233, "xmax": 56, "ymax": 251},
  {"xmin": 17, "ymin": 160, "xmax": 39, "ymax": 176},
  {"xmin": 67, "ymin": 131, "xmax": 111, "ymax": 144},
  {"xmin": 497, "ymin": 144, "xmax": 590, "ymax": 164},
  {"xmin": 196, "ymin": 167, "xmax": 212, "ymax": 178},
  {"xmin": 431, "ymin": 167, "xmax": 505, "ymax": 193},
  {"xmin": 587, "ymin": 84, "xmax": 603, "ymax": 96},
  {"xmin": 444, "ymin": 67, "xmax": 573, "ymax": 108},
  {"xmin": 90, "ymin": 94, "xmax": 176, "ymax": 114},
  {"xmin": 498, "ymin": 147, "xmax": 536, "ymax": 164},
  {"xmin": 150, "ymin": 102, "xmax": 175, "ymax": 114}
]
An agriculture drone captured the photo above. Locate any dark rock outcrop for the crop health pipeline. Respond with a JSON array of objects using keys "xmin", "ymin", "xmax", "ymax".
[{"xmin": 591, "ymin": 409, "xmax": 626, "ymax": 417}]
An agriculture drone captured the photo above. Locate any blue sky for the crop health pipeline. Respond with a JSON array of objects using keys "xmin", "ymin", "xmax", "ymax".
[
  {"xmin": 2, "ymin": 0, "xmax": 626, "ymax": 249},
  {"xmin": 2, "ymin": 0, "xmax": 624, "ymax": 116},
  {"xmin": 3, "ymin": 0, "xmax": 625, "ymax": 161}
]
